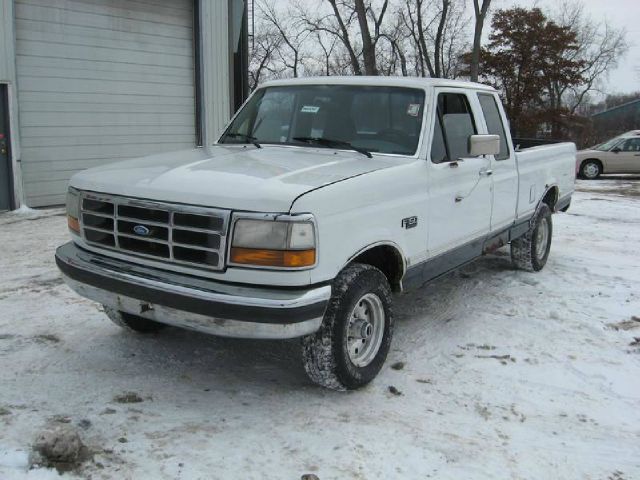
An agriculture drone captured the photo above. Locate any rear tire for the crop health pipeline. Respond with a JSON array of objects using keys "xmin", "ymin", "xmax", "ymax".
[
  {"xmin": 580, "ymin": 160, "xmax": 601, "ymax": 179},
  {"xmin": 511, "ymin": 203, "xmax": 553, "ymax": 272},
  {"xmin": 103, "ymin": 306, "xmax": 166, "ymax": 333},
  {"xmin": 301, "ymin": 263, "xmax": 394, "ymax": 391}
]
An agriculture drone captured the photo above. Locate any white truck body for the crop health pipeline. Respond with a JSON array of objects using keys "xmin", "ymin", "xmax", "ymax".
[{"xmin": 56, "ymin": 77, "xmax": 576, "ymax": 389}]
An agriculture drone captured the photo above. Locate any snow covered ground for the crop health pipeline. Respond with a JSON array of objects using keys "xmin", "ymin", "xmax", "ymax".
[{"xmin": 1, "ymin": 178, "xmax": 639, "ymax": 480}]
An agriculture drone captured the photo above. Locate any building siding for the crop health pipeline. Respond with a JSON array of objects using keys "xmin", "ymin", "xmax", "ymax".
[
  {"xmin": 199, "ymin": 0, "xmax": 231, "ymax": 145},
  {"xmin": 0, "ymin": 0, "xmax": 16, "ymax": 82},
  {"xmin": 15, "ymin": 0, "xmax": 197, "ymax": 207}
]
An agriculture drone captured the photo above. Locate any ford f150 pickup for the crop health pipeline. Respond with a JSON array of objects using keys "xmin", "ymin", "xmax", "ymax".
[{"xmin": 55, "ymin": 77, "xmax": 576, "ymax": 390}]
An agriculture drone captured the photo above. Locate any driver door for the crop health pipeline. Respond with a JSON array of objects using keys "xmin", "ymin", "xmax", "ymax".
[{"xmin": 426, "ymin": 90, "xmax": 492, "ymax": 259}]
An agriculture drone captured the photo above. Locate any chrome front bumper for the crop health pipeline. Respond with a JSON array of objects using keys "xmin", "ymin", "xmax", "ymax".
[{"xmin": 55, "ymin": 242, "xmax": 331, "ymax": 339}]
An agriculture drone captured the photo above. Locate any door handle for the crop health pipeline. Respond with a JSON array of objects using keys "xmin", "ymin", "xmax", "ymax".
[{"xmin": 479, "ymin": 168, "xmax": 493, "ymax": 177}]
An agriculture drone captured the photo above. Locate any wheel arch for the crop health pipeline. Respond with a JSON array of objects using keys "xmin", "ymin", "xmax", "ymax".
[
  {"xmin": 580, "ymin": 158, "xmax": 604, "ymax": 175},
  {"xmin": 344, "ymin": 242, "xmax": 406, "ymax": 293},
  {"xmin": 541, "ymin": 184, "xmax": 560, "ymax": 211}
]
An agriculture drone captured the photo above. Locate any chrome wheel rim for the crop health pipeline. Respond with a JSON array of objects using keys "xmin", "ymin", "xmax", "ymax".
[
  {"xmin": 535, "ymin": 218, "xmax": 549, "ymax": 260},
  {"xmin": 583, "ymin": 163, "xmax": 599, "ymax": 178},
  {"xmin": 347, "ymin": 293, "xmax": 385, "ymax": 367}
]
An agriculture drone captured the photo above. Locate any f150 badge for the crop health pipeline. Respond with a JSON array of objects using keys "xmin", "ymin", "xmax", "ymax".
[{"xmin": 401, "ymin": 216, "xmax": 418, "ymax": 229}]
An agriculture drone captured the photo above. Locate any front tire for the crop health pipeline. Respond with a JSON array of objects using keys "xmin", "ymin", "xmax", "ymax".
[
  {"xmin": 301, "ymin": 263, "xmax": 394, "ymax": 390},
  {"xmin": 511, "ymin": 203, "xmax": 553, "ymax": 272},
  {"xmin": 103, "ymin": 306, "xmax": 166, "ymax": 333},
  {"xmin": 580, "ymin": 160, "xmax": 601, "ymax": 179}
]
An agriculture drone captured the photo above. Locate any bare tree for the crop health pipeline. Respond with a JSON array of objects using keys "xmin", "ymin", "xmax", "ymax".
[
  {"xmin": 249, "ymin": 0, "xmax": 468, "ymax": 82},
  {"xmin": 554, "ymin": 1, "xmax": 628, "ymax": 113},
  {"xmin": 299, "ymin": 0, "xmax": 391, "ymax": 75},
  {"xmin": 249, "ymin": 30, "xmax": 282, "ymax": 90},
  {"xmin": 438, "ymin": 1, "xmax": 470, "ymax": 78},
  {"xmin": 433, "ymin": 0, "xmax": 450, "ymax": 77},
  {"xmin": 260, "ymin": 2, "xmax": 309, "ymax": 78},
  {"xmin": 398, "ymin": 0, "xmax": 469, "ymax": 78},
  {"xmin": 315, "ymin": 32, "xmax": 340, "ymax": 76},
  {"xmin": 469, "ymin": 0, "xmax": 491, "ymax": 82},
  {"xmin": 379, "ymin": 15, "xmax": 409, "ymax": 76},
  {"xmin": 399, "ymin": 0, "xmax": 434, "ymax": 76}
]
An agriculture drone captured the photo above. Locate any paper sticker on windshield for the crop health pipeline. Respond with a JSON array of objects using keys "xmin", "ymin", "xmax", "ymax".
[
  {"xmin": 301, "ymin": 105, "xmax": 320, "ymax": 114},
  {"xmin": 407, "ymin": 104, "xmax": 421, "ymax": 117}
]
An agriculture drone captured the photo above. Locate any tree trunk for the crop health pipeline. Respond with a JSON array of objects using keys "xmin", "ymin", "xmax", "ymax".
[
  {"xmin": 327, "ymin": 0, "xmax": 362, "ymax": 75},
  {"xmin": 415, "ymin": 0, "xmax": 435, "ymax": 77},
  {"xmin": 470, "ymin": 0, "xmax": 491, "ymax": 82},
  {"xmin": 434, "ymin": 0, "xmax": 449, "ymax": 78},
  {"xmin": 354, "ymin": 0, "xmax": 378, "ymax": 75}
]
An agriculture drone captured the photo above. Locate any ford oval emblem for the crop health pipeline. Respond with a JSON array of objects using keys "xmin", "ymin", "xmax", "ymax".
[{"xmin": 133, "ymin": 225, "xmax": 151, "ymax": 236}]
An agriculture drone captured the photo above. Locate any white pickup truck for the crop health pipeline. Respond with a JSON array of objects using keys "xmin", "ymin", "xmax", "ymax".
[{"xmin": 56, "ymin": 77, "xmax": 575, "ymax": 390}]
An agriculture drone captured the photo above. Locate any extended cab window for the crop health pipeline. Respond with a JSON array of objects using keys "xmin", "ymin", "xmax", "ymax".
[
  {"xmin": 220, "ymin": 85, "xmax": 425, "ymax": 156},
  {"xmin": 478, "ymin": 93, "xmax": 510, "ymax": 160},
  {"xmin": 430, "ymin": 93, "xmax": 476, "ymax": 163}
]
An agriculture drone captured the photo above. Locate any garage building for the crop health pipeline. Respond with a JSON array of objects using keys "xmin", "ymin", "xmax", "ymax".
[{"xmin": 0, "ymin": 0, "xmax": 248, "ymax": 210}]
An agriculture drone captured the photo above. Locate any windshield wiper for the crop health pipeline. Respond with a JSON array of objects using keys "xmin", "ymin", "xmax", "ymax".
[
  {"xmin": 224, "ymin": 132, "xmax": 261, "ymax": 149},
  {"xmin": 293, "ymin": 136, "xmax": 372, "ymax": 158}
]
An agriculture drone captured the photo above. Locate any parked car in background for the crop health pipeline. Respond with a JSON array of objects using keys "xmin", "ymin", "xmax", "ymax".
[
  {"xmin": 56, "ymin": 77, "xmax": 575, "ymax": 390},
  {"xmin": 577, "ymin": 130, "xmax": 640, "ymax": 179}
]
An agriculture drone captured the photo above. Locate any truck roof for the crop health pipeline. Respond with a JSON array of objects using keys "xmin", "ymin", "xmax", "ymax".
[{"xmin": 260, "ymin": 76, "xmax": 496, "ymax": 92}]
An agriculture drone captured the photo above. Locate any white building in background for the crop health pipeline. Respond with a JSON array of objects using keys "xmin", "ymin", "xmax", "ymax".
[{"xmin": 0, "ymin": 0, "xmax": 248, "ymax": 210}]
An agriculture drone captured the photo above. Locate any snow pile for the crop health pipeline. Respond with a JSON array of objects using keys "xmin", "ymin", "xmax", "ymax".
[{"xmin": 30, "ymin": 424, "xmax": 89, "ymax": 474}]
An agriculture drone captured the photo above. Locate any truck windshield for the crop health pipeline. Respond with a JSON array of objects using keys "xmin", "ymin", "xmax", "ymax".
[{"xmin": 219, "ymin": 85, "xmax": 426, "ymax": 156}]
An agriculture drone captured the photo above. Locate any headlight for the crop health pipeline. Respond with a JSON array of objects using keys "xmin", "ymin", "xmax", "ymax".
[
  {"xmin": 230, "ymin": 217, "xmax": 316, "ymax": 268},
  {"xmin": 66, "ymin": 187, "xmax": 80, "ymax": 234}
]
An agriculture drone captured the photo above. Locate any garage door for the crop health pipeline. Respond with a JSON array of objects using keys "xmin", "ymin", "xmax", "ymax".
[{"xmin": 15, "ymin": 0, "xmax": 196, "ymax": 207}]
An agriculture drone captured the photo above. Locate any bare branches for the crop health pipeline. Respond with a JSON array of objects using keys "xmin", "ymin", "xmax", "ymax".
[
  {"xmin": 324, "ymin": 0, "xmax": 363, "ymax": 75},
  {"xmin": 259, "ymin": 2, "xmax": 309, "ymax": 78},
  {"xmin": 248, "ymin": 30, "xmax": 282, "ymax": 90},
  {"xmin": 399, "ymin": 0, "xmax": 469, "ymax": 78},
  {"xmin": 247, "ymin": 0, "xmax": 625, "ymax": 111},
  {"xmin": 553, "ymin": 0, "xmax": 628, "ymax": 112}
]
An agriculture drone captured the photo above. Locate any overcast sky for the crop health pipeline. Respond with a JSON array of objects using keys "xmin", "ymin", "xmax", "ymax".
[{"xmin": 499, "ymin": 0, "xmax": 640, "ymax": 95}]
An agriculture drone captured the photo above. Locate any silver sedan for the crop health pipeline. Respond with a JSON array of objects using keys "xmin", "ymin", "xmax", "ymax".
[{"xmin": 577, "ymin": 131, "xmax": 640, "ymax": 179}]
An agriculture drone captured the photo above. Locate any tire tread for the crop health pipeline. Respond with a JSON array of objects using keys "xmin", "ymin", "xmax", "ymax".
[
  {"xmin": 511, "ymin": 203, "xmax": 552, "ymax": 272},
  {"xmin": 301, "ymin": 263, "xmax": 393, "ymax": 390}
]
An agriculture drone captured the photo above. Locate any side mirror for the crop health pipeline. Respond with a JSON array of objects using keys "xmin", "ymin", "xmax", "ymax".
[
  {"xmin": 469, "ymin": 134, "xmax": 501, "ymax": 157},
  {"xmin": 611, "ymin": 147, "xmax": 621, "ymax": 153}
]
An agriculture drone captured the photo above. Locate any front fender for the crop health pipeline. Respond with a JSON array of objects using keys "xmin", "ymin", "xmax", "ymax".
[{"xmin": 290, "ymin": 161, "xmax": 429, "ymax": 285}]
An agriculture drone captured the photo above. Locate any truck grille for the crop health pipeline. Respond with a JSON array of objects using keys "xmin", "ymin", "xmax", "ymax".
[{"xmin": 79, "ymin": 192, "xmax": 229, "ymax": 270}]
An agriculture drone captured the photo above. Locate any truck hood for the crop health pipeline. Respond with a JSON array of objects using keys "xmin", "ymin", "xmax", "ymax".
[{"xmin": 70, "ymin": 144, "xmax": 401, "ymax": 212}]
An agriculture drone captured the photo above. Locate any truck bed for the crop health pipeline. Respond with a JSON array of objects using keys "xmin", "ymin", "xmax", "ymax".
[{"xmin": 515, "ymin": 142, "xmax": 576, "ymax": 220}]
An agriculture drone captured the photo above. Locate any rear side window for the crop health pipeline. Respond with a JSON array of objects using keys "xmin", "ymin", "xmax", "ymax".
[
  {"xmin": 621, "ymin": 138, "xmax": 640, "ymax": 151},
  {"xmin": 430, "ymin": 93, "xmax": 476, "ymax": 163},
  {"xmin": 478, "ymin": 93, "xmax": 510, "ymax": 160}
]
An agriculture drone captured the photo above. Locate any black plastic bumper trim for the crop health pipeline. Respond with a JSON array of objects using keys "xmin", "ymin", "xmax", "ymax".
[{"xmin": 55, "ymin": 243, "xmax": 328, "ymax": 324}]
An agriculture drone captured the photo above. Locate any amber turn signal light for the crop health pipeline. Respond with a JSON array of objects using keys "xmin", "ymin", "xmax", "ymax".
[
  {"xmin": 230, "ymin": 247, "xmax": 316, "ymax": 268},
  {"xmin": 67, "ymin": 215, "xmax": 80, "ymax": 233}
]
